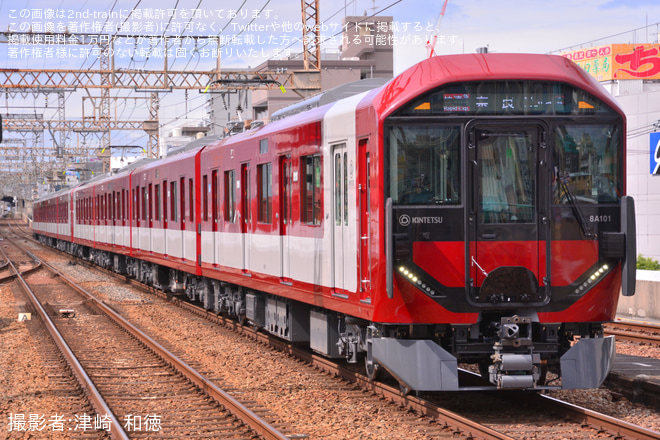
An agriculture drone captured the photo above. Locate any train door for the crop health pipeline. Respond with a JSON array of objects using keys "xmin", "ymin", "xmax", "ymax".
[
  {"xmin": 332, "ymin": 143, "xmax": 350, "ymax": 294},
  {"xmin": 468, "ymin": 123, "xmax": 548, "ymax": 305},
  {"xmin": 279, "ymin": 155, "xmax": 292, "ymax": 281},
  {"xmin": 241, "ymin": 163, "xmax": 251, "ymax": 273}
]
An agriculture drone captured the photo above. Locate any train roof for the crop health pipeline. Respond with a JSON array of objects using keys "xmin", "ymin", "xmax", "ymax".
[
  {"xmin": 166, "ymin": 134, "xmax": 223, "ymax": 156},
  {"xmin": 368, "ymin": 53, "xmax": 625, "ymax": 119},
  {"xmin": 270, "ymin": 77, "xmax": 390, "ymax": 121}
]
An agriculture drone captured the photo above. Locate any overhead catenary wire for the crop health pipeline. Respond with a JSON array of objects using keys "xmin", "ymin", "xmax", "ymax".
[{"xmin": 550, "ymin": 21, "xmax": 660, "ymax": 54}]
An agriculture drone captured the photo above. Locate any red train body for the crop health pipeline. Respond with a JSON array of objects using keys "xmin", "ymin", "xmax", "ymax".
[{"xmin": 33, "ymin": 53, "xmax": 636, "ymax": 391}]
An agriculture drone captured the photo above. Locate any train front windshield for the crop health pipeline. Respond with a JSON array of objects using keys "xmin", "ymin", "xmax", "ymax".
[
  {"xmin": 554, "ymin": 124, "xmax": 622, "ymax": 204},
  {"xmin": 387, "ymin": 125, "xmax": 461, "ymax": 206}
]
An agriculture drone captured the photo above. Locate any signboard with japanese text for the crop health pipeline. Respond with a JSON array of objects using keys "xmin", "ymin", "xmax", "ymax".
[
  {"xmin": 561, "ymin": 44, "xmax": 617, "ymax": 81},
  {"xmin": 561, "ymin": 44, "xmax": 660, "ymax": 81},
  {"xmin": 651, "ymin": 132, "xmax": 660, "ymax": 175}
]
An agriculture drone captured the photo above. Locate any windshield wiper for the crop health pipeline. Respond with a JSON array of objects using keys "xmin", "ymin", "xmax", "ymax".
[{"xmin": 559, "ymin": 178, "xmax": 594, "ymax": 238}]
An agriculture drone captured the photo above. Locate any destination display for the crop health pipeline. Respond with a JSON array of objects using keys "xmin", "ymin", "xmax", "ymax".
[{"xmin": 400, "ymin": 81, "xmax": 614, "ymax": 116}]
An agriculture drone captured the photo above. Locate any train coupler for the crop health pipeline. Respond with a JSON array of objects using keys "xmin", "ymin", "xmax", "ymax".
[
  {"xmin": 488, "ymin": 351, "xmax": 541, "ymax": 389},
  {"xmin": 488, "ymin": 315, "xmax": 540, "ymax": 389}
]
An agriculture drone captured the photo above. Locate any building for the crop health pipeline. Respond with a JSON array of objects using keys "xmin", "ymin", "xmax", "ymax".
[
  {"xmin": 206, "ymin": 15, "xmax": 394, "ymax": 128},
  {"xmin": 562, "ymin": 43, "xmax": 660, "ymax": 261}
]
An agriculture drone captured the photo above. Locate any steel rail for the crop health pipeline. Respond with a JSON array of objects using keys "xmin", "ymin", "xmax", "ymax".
[
  {"xmin": 537, "ymin": 394, "xmax": 660, "ymax": 440},
  {"xmin": 7, "ymin": 237, "xmax": 290, "ymax": 440},
  {"xmin": 0, "ymin": 238, "xmax": 130, "ymax": 440},
  {"xmin": 604, "ymin": 320, "xmax": 660, "ymax": 345}
]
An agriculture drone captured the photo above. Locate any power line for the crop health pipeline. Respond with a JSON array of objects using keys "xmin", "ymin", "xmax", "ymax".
[{"xmin": 550, "ymin": 21, "xmax": 660, "ymax": 54}]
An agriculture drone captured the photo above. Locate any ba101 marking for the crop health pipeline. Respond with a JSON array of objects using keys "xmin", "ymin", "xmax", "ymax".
[{"xmin": 589, "ymin": 215, "xmax": 612, "ymax": 223}]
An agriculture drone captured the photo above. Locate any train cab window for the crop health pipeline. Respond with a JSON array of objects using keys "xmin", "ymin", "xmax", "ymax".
[
  {"xmin": 477, "ymin": 128, "xmax": 536, "ymax": 224},
  {"xmin": 553, "ymin": 124, "xmax": 621, "ymax": 204},
  {"xmin": 224, "ymin": 170, "xmax": 236, "ymax": 222},
  {"xmin": 302, "ymin": 155, "xmax": 322, "ymax": 225},
  {"xmin": 386, "ymin": 125, "xmax": 461, "ymax": 205},
  {"xmin": 258, "ymin": 163, "xmax": 272, "ymax": 224}
]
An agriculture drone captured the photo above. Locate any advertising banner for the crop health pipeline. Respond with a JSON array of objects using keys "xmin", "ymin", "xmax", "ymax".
[{"xmin": 562, "ymin": 44, "xmax": 660, "ymax": 81}]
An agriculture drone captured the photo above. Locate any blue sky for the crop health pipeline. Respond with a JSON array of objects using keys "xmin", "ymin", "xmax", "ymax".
[{"xmin": 1, "ymin": 0, "xmax": 659, "ymax": 149}]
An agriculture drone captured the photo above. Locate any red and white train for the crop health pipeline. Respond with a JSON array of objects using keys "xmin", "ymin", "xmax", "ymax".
[{"xmin": 33, "ymin": 53, "xmax": 636, "ymax": 391}]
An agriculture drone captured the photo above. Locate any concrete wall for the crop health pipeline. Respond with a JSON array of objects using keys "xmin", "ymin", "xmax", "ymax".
[{"xmin": 616, "ymin": 270, "xmax": 660, "ymax": 320}]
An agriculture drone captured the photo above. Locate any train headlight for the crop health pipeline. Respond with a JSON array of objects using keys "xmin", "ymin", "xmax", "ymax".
[
  {"xmin": 398, "ymin": 265, "xmax": 437, "ymax": 297},
  {"xmin": 574, "ymin": 263, "xmax": 611, "ymax": 295}
]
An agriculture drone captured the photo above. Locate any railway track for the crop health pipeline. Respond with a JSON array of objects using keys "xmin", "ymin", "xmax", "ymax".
[
  {"xmin": 605, "ymin": 320, "xmax": 660, "ymax": 346},
  {"xmin": 4, "ymin": 219, "xmax": 660, "ymax": 439},
  {"xmin": 1, "ymin": 230, "xmax": 291, "ymax": 440}
]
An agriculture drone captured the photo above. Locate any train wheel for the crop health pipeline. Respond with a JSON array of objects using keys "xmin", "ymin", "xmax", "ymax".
[
  {"xmin": 398, "ymin": 382, "xmax": 411, "ymax": 395},
  {"xmin": 365, "ymin": 356, "xmax": 381, "ymax": 381},
  {"xmin": 238, "ymin": 314, "xmax": 247, "ymax": 326}
]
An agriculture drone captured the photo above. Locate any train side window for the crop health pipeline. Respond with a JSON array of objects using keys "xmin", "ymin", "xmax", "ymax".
[
  {"xmin": 180, "ymin": 177, "xmax": 185, "ymax": 224},
  {"xmin": 203, "ymin": 175, "xmax": 209, "ymax": 222},
  {"xmin": 170, "ymin": 181, "xmax": 177, "ymax": 222},
  {"xmin": 302, "ymin": 155, "xmax": 322, "ymax": 225},
  {"xmin": 257, "ymin": 163, "xmax": 272, "ymax": 224},
  {"xmin": 154, "ymin": 185, "xmax": 161, "ymax": 221},
  {"xmin": 344, "ymin": 152, "xmax": 348, "ymax": 226},
  {"xmin": 335, "ymin": 153, "xmax": 341, "ymax": 226},
  {"xmin": 148, "ymin": 184, "xmax": 153, "ymax": 223},
  {"xmin": 189, "ymin": 178, "xmax": 194, "ymax": 222},
  {"xmin": 225, "ymin": 170, "xmax": 236, "ymax": 222},
  {"xmin": 142, "ymin": 187, "xmax": 148, "ymax": 222},
  {"xmin": 211, "ymin": 170, "xmax": 218, "ymax": 223},
  {"xmin": 162, "ymin": 181, "xmax": 168, "ymax": 223}
]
